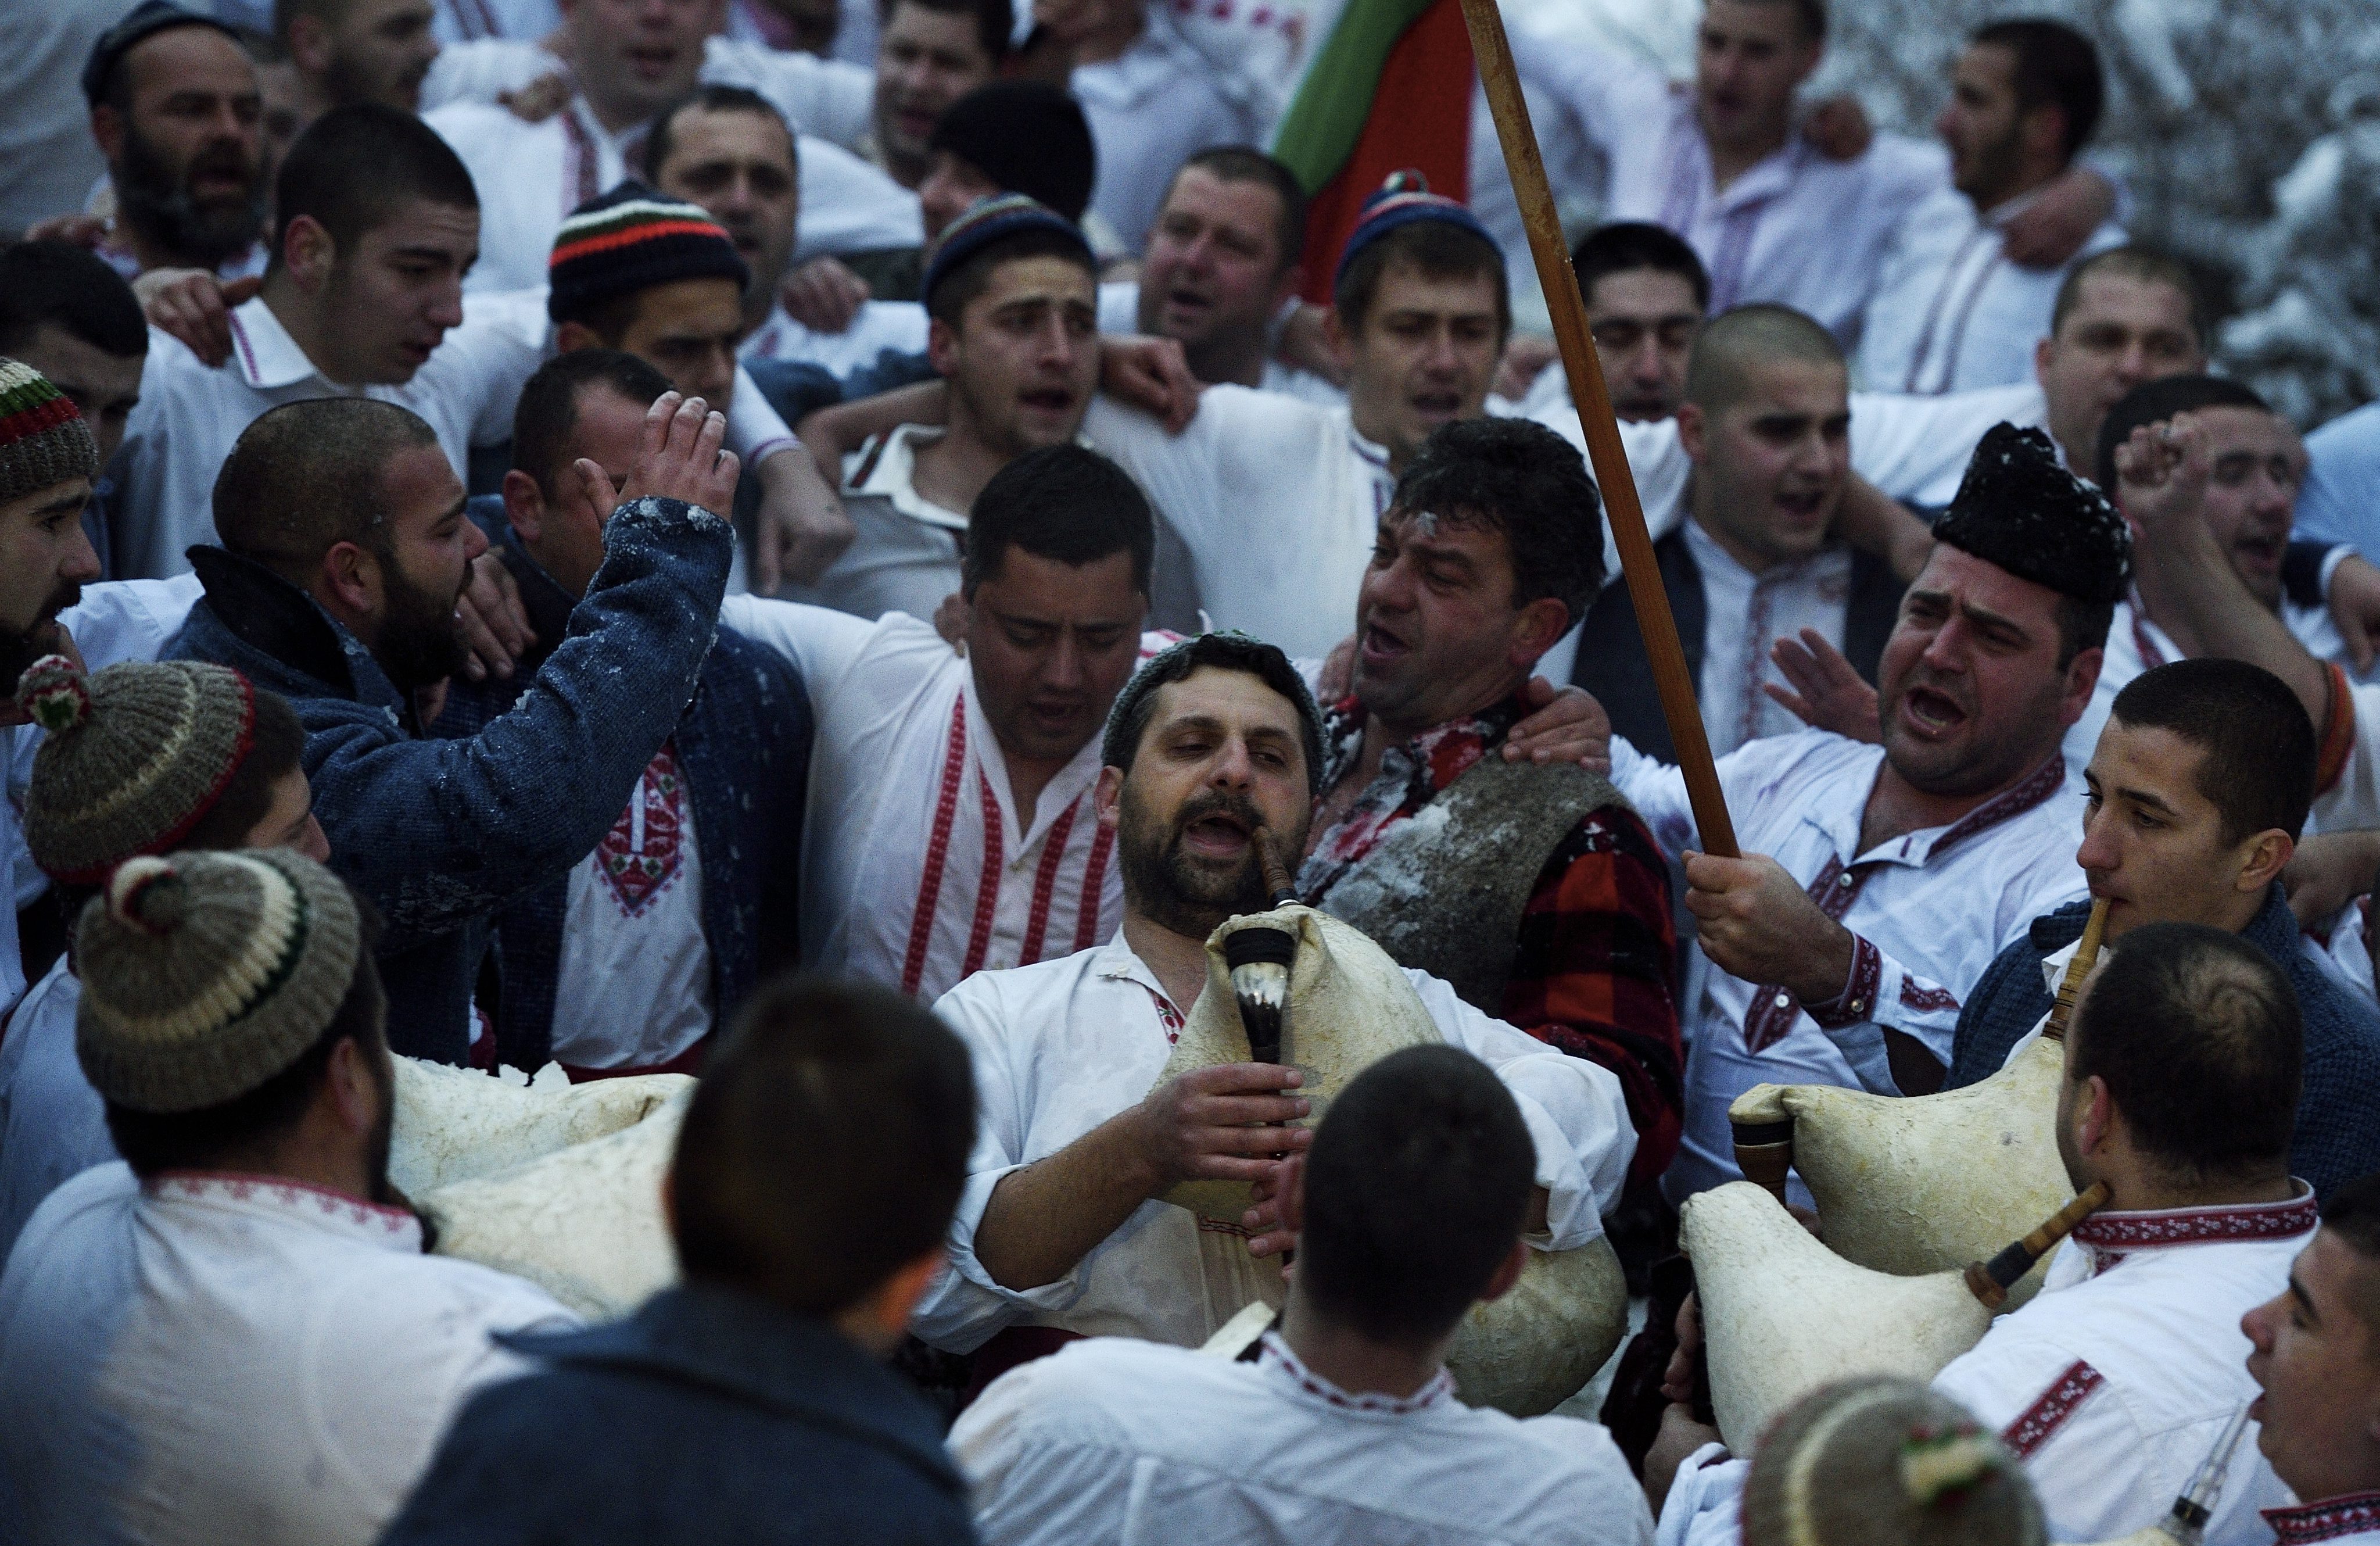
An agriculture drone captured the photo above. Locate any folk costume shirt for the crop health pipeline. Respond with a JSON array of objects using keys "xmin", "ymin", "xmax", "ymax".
[
  {"xmin": 953, "ymin": 1331, "xmax": 1655, "ymax": 1546},
  {"xmin": 2267, "ymin": 1495, "xmax": 2380, "ymax": 1546},
  {"xmin": 1676, "ymin": 516, "xmax": 1858, "ymax": 758},
  {"xmin": 783, "ymin": 424, "xmax": 969, "ymax": 623},
  {"xmin": 911, "ymin": 933, "xmax": 1636, "ymax": 1355},
  {"xmin": 0, "ymin": 1164, "xmax": 575, "ymax": 1545},
  {"xmin": 1608, "ymin": 730, "xmax": 2086, "ymax": 1203}
]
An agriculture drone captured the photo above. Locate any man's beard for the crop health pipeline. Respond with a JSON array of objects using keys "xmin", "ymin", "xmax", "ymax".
[
  {"xmin": 115, "ymin": 120, "xmax": 267, "ymax": 269},
  {"xmin": 1117, "ymin": 782, "xmax": 1290, "ymax": 942},
  {"xmin": 0, "ymin": 578, "xmax": 86, "ymax": 696},
  {"xmin": 374, "ymin": 559, "xmax": 469, "ymax": 693}
]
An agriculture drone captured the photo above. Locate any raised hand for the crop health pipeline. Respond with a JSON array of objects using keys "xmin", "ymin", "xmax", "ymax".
[
  {"xmin": 1765, "ymin": 628, "xmax": 1881, "ymax": 742},
  {"xmin": 572, "ymin": 391, "xmax": 739, "ymax": 526}
]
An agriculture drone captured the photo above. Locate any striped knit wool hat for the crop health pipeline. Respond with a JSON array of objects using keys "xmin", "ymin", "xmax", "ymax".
[
  {"xmin": 0, "ymin": 359, "xmax": 98, "ymax": 506},
  {"xmin": 547, "ymin": 181, "xmax": 750, "ymax": 325},
  {"xmin": 1331, "ymin": 170, "xmax": 1499, "ymax": 299},
  {"xmin": 17, "ymin": 655, "xmax": 259, "ymax": 885},
  {"xmin": 76, "ymin": 849, "xmax": 364, "ymax": 1115},
  {"xmin": 922, "ymin": 192, "xmax": 1092, "ymax": 312}
]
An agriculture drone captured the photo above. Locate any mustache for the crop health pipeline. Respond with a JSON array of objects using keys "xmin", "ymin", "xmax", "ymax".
[{"xmin": 1173, "ymin": 788, "xmax": 1264, "ymax": 843}]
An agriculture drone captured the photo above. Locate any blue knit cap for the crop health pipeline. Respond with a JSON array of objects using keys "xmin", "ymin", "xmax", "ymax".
[
  {"xmin": 1331, "ymin": 170, "xmax": 1499, "ymax": 300},
  {"xmin": 922, "ymin": 194, "xmax": 1094, "ymax": 313}
]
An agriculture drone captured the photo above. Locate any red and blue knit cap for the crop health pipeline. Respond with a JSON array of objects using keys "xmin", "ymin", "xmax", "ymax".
[
  {"xmin": 1331, "ymin": 170, "xmax": 1499, "ymax": 300},
  {"xmin": 547, "ymin": 181, "xmax": 751, "ymax": 325},
  {"xmin": 0, "ymin": 359, "xmax": 98, "ymax": 506},
  {"xmin": 922, "ymin": 193, "xmax": 1093, "ymax": 314}
]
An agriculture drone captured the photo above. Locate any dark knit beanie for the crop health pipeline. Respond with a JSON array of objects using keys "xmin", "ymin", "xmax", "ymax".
[
  {"xmin": 1934, "ymin": 423, "xmax": 2131, "ymax": 606},
  {"xmin": 547, "ymin": 181, "xmax": 751, "ymax": 325},
  {"xmin": 927, "ymin": 81, "xmax": 1096, "ymax": 224},
  {"xmin": 77, "ymin": 850, "xmax": 365, "ymax": 1115},
  {"xmin": 83, "ymin": 0, "xmax": 239, "ymax": 106},
  {"xmin": 0, "ymin": 360, "xmax": 99, "ymax": 505},
  {"xmin": 923, "ymin": 194, "xmax": 1093, "ymax": 313},
  {"xmin": 19, "ymin": 656, "xmax": 260, "ymax": 885},
  {"xmin": 1332, "ymin": 171, "xmax": 1500, "ymax": 300}
]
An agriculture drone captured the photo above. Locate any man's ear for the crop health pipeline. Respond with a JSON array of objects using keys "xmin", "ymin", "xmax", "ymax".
[
  {"xmin": 2077, "ymin": 1073, "xmax": 2114, "ymax": 1159},
  {"xmin": 554, "ymin": 320, "xmax": 602, "ymax": 356},
  {"xmin": 1676, "ymin": 400, "xmax": 1708, "ymax": 461},
  {"xmin": 287, "ymin": 12, "xmax": 332, "ymax": 75},
  {"xmin": 2034, "ymin": 334, "xmax": 2057, "ymax": 387},
  {"xmin": 1093, "ymin": 764, "xmax": 1125, "ymax": 830},
  {"xmin": 500, "ymin": 468, "xmax": 548, "ymax": 543},
  {"xmin": 2020, "ymin": 104, "xmax": 2068, "ymax": 163},
  {"xmin": 325, "ymin": 1035, "xmax": 380, "ymax": 1135},
  {"xmin": 90, "ymin": 105, "xmax": 127, "ymax": 166},
  {"xmin": 926, "ymin": 316, "xmax": 960, "ymax": 379},
  {"xmin": 1479, "ymin": 1237, "xmax": 1529, "ymax": 1305},
  {"xmin": 317, "ymin": 539, "xmax": 382, "ymax": 620},
  {"xmin": 282, "ymin": 214, "xmax": 338, "ymax": 291},
  {"xmin": 2239, "ymin": 829, "xmax": 2296, "ymax": 896},
  {"xmin": 2056, "ymin": 645, "xmax": 2104, "ymax": 730},
  {"xmin": 1511, "ymin": 595, "xmax": 1571, "ymax": 664},
  {"xmin": 1321, "ymin": 306, "xmax": 1354, "ymax": 373}
]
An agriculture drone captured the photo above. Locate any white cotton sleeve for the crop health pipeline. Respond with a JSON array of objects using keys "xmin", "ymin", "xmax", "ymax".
[
  {"xmin": 700, "ymin": 38, "xmax": 876, "ymax": 150},
  {"xmin": 726, "ymin": 368, "xmax": 799, "ymax": 464},
  {"xmin": 1850, "ymin": 382, "xmax": 2045, "ymax": 508},
  {"xmin": 716, "ymin": 595, "xmax": 877, "ymax": 697},
  {"xmin": 1610, "ymin": 737, "xmax": 1699, "ymax": 857},
  {"xmin": 1655, "ymin": 1448, "xmax": 1745, "ymax": 1546},
  {"xmin": 2312, "ymin": 682, "xmax": 2380, "ymax": 833}
]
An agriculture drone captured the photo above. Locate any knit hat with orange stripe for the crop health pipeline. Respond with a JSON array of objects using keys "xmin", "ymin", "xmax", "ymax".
[
  {"xmin": 547, "ymin": 181, "xmax": 751, "ymax": 326},
  {"xmin": 0, "ymin": 359, "xmax": 98, "ymax": 506}
]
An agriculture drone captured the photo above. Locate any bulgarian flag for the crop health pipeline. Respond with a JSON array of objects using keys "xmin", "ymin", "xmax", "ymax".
[{"xmin": 1270, "ymin": 0, "xmax": 1476, "ymax": 305}]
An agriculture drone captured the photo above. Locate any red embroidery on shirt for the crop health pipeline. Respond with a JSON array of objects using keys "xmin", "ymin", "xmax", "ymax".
[
  {"xmin": 1018, "ymin": 801, "xmax": 1078, "ymax": 967},
  {"xmin": 960, "ymin": 757, "xmax": 1005, "ymax": 979},
  {"xmin": 1901, "ymin": 979, "xmax": 1961, "ymax": 1012},
  {"xmin": 2071, "ymin": 1193, "xmax": 2320, "ymax": 1251},
  {"xmin": 149, "ymin": 1170, "xmax": 415, "ymax": 1234},
  {"xmin": 1074, "ymin": 820, "xmax": 1115, "ymax": 954},
  {"xmin": 2002, "ymin": 1360, "xmax": 2103, "ymax": 1458},
  {"xmin": 596, "ymin": 741, "xmax": 684, "ymax": 917},
  {"xmin": 899, "ymin": 697, "xmax": 973, "ymax": 997},
  {"xmin": 2267, "ymin": 1493, "xmax": 2380, "ymax": 1544},
  {"xmin": 1257, "ymin": 1332, "xmax": 1454, "ymax": 1414}
]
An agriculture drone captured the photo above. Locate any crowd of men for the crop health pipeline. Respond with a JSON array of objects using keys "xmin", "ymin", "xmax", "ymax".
[{"xmin": 3, "ymin": 0, "xmax": 2380, "ymax": 1541}]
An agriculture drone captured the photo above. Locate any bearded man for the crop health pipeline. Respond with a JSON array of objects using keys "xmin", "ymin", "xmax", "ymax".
[{"xmin": 910, "ymin": 632, "xmax": 1638, "ymax": 1387}]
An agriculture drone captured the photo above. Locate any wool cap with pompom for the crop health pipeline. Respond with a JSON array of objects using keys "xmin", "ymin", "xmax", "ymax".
[
  {"xmin": 1933, "ymin": 423, "xmax": 2131, "ymax": 606},
  {"xmin": 17, "ymin": 655, "xmax": 257, "ymax": 885},
  {"xmin": 75, "ymin": 850, "xmax": 363, "ymax": 1114},
  {"xmin": 1740, "ymin": 1377, "xmax": 2044, "ymax": 1546},
  {"xmin": 0, "ymin": 358, "xmax": 99, "ymax": 507}
]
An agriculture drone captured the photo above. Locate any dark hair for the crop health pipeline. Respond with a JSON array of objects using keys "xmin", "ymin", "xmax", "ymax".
[
  {"xmin": 1739, "ymin": 0, "xmax": 1825, "ymax": 42},
  {"xmin": 880, "ymin": 0, "xmax": 1013, "ymax": 64},
  {"xmin": 1572, "ymin": 221, "xmax": 1710, "ymax": 313},
  {"xmin": 2093, "ymin": 374, "xmax": 2271, "ymax": 494},
  {"xmin": 1392, "ymin": 417, "xmax": 1604, "ymax": 628},
  {"xmin": 669, "ymin": 975, "xmax": 976, "ymax": 1316},
  {"xmin": 2069, "ymin": 922, "xmax": 2300, "ymax": 1187},
  {"xmin": 1176, "ymin": 146, "xmax": 1308, "ymax": 271},
  {"xmin": 2053, "ymin": 595, "xmax": 2114, "ymax": 672},
  {"xmin": 1102, "ymin": 632, "xmax": 1325, "ymax": 795},
  {"xmin": 214, "ymin": 396, "xmax": 442, "ymax": 583},
  {"xmin": 962, "ymin": 444, "xmax": 1153, "ymax": 598},
  {"xmin": 1683, "ymin": 302, "xmax": 1843, "ymax": 412},
  {"xmin": 641, "ymin": 84, "xmax": 795, "ymax": 184},
  {"xmin": 924, "ymin": 224, "xmax": 1096, "ymax": 328},
  {"xmin": 1299, "ymin": 1045, "xmax": 1534, "ymax": 1346},
  {"xmin": 0, "ymin": 242, "xmax": 148, "ymax": 360},
  {"xmin": 1970, "ymin": 19, "xmax": 2103, "ymax": 164},
  {"xmin": 2051, "ymin": 246, "xmax": 2203, "ymax": 352},
  {"xmin": 177, "ymin": 688, "xmax": 309, "ymax": 853},
  {"xmin": 273, "ymin": 103, "xmax": 478, "ymax": 268},
  {"xmin": 107, "ymin": 908, "xmax": 388, "ymax": 1179},
  {"xmin": 1335, "ymin": 220, "xmax": 1510, "ymax": 344},
  {"xmin": 2108, "ymin": 659, "xmax": 2317, "ymax": 844},
  {"xmin": 512, "ymin": 349, "xmax": 673, "ymax": 502}
]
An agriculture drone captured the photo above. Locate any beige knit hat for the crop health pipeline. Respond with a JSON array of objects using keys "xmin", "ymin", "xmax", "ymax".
[
  {"xmin": 76, "ymin": 850, "xmax": 365, "ymax": 1114},
  {"xmin": 0, "ymin": 358, "xmax": 98, "ymax": 505},
  {"xmin": 19, "ymin": 655, "xmax": 260, "ymax": 886}
]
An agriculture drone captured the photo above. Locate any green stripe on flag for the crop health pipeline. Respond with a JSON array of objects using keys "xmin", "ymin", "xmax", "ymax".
[{"xmin": 1269, "ymin": 0, "xmax": 1443, "ymax": 195}]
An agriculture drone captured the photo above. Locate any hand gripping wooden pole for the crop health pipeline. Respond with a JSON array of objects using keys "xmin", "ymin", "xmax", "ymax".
[{"xmin": 1454, "ymin": 0, "xmax": 1738, "ymax": 857}]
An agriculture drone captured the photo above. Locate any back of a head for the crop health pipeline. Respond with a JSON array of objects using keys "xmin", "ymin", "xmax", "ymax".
[
  {"xmin": 1298, "ymin": 1044, "xmax": 1534, "ymax": 1347},
  {"xmin": 213, "ymin": 397, "xmax": 440, "ymax": 582},
  {"xmin": 1741, "ymin": 1378, "xmax": 2044, "ymax": 1546},
  {"xmin": 1393, "ymin": 416, "xmax": 1604, "ymax": 626},
  {"xmin": 2110, "ymin": 659, "xmax": 2316, "ymax": 844},
  {"xmin": 1683, "ymin": 302, "xmax": 1844, "ymax": 415},
  {"xmin": 2051, "ymin": 245, "xmax": 2203, "ymax": 350},
  {"xmin": 1971, "ymin": 19, "xmax": 2103, "ymax": 164},
  {"xmin": 1572, "ymin": 221, "xmax": 1711, "ymax": 313},
  {"xmin": 0, "ymin": 242, "xmax": 148, "ymax": 361},
  {"xmin": 2071, "ymin": 921, "xmax": 2302, "ymax": 1187},
  {"xmin": 961, "ymin": 443, "xmax": 1152, "ymax": 598},
  {"xmin": 274, "ymin": 103, "xmax": 478, "ymax": 266},
  {"xmin": 1179, "ymin": 146, "xmax": 1308, "ymax": 273},
  {"xmin": 670, "ymin": 975, "xmax": 976, "ymax": 1317},
  {"xmin": 512, "ymin": 348, "xmax": 673, "ymax": 502},
  {"xmin": 929, "ymin": 81, "xmax": 1095, "ymax": 224},
  {"xmin": 2094, "ymin": 374, "xmax": 2271, "ymax": 493}
]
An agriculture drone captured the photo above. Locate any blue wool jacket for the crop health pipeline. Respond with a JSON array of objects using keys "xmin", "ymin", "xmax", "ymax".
[
  {"xmin": 439, "ymin": 499, "xmax": 812, "ymax": 1070},
  {"xmin": 379, "ymin": 1285, "xmax": 977, "ymax": 1546},
  {"xmin": 1948, "ymin": 885, "xmax": 2380, "ymax": 1199},
  {"xmin": 165, "ymin": 498, "xmax": 733, "ymax": 1063}
]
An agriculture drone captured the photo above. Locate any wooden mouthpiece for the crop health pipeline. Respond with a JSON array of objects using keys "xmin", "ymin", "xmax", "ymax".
[
  {"xmin": 1731, "ymin": 1118, "xmax": 1797, "ymax": 1208},
  {"xmin": 1252, "ymin": 825, "xmax": 1299, "ymax": 909},
  {"xmin": 2042, "ymin": 897, "xmax": 2111, "ymax": 1045},
  {"xmin": 1963, "ymin": 1180, "xmax": 2112, "ymax": 1308}
]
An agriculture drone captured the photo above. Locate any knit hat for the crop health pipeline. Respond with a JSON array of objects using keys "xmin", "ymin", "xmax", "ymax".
[
  {"xmin": 547, "ymin": 181, "xmax": 751, "ymax": 325},
  {"xmin": 17, "ymin": 655, "xmax": 259, "ymax": 885},
  {"xmin": 1331, "ymin": 171, "xmax": 1500, "ymax": 300},
  {"xmin": 0, "ymin": 359, "xmax": 99, "ymax": 506},
  {"xmin": 1934, "ymin": 423, "xmax": 2132, "ymax": 606},
  {"xmin": 1740, "ymin": 1378, "xmax": 2043, "ymax": 1546},
  {"xmin": 83, "ymin": 0, "xmax": 240, "ymax": 107},
  {"xmin": 923, "ymin": 194, "xmax": 1094, "ymax": 313},
  {"xmin": 927, "ymin": 81, "xmax": 1096, "ymax": 224},
  {"xmin": 76, "ymin": 849, "xmax": 365, "ymax": 1115}
]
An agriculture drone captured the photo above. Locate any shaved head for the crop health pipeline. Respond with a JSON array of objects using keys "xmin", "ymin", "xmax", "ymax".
[
  {"xmin": 1683, "ymin": 303, "xmax": 1844, "ymax": 415},
  {"xmin": 213, "ymin": 397, "xmax": 440, "ymax": 582}
]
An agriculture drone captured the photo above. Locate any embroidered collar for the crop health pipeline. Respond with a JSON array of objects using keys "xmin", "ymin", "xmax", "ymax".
[
  {"xmin": 1301, "ymin": 696, "xmax": 1525, "ymax": 899},
  {"xmin": 1090, "ymin": 931, "xmax": 1188, "ymax": 1039},
  {"xmin": 1257, "ymin": 1330, "xmax": 1453, "ymax": 1416},
  {"xmin": 146, "ymin": 1169, "xmax": 422, "ymax": 1249},
  {"xmin": 2266, "ymin": 1493, "xmax": 2380, "ymax": 1544},
  {"xmin": 2071, "ymin": 1184, "xmax": 2318, "ymax": 1254},
  {"xmin": 1805, "ymin": 751, "xmax": 2069, "ymax": 872}
]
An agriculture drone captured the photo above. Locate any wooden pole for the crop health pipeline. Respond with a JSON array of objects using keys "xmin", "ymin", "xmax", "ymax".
[{"xmin": 1454, "ymin": 0, "xmax": 1739, "ymax": 857}]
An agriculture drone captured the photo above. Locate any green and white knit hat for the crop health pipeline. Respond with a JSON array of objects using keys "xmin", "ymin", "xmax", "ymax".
[
  {"xmin": 547, "ymin": 181, "xmax": 749, "ymax": 325},
  {"xmin": 0, "ymin": 358, "xmax": 98, "ymax": 506},
  {"xmin": 18, "ymin": 655, "xmax": 260, "ymax": 885},
  {"xmin": 77, "ymin": 849, "xmax": 364, "ymax": 1114}
]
